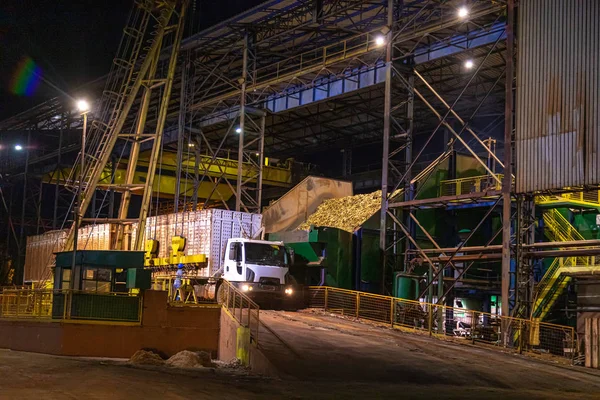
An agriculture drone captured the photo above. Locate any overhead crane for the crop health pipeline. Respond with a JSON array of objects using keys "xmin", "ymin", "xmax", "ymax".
[{"xmin": 43, "ymin": 149, "xmax": 292, "ymax": 200}]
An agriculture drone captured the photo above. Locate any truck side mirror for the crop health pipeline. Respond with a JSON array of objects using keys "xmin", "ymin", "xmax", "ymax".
[{"xmin": 288, "ymin": 247, "xmax": 295, "ymax": 265}]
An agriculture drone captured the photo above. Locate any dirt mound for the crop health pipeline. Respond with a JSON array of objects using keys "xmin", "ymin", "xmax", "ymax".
[
  {"xmin": 129, "ymin": 350, "xmax": 164, "ymax": 366},
  {"xmin": 166, "ymin": 350, "xmax": 215, "ymax": 368}
]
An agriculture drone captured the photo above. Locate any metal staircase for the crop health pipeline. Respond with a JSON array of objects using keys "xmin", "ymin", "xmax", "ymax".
[
  {"xmin": 532, "ymin": 206, "xmax": 593, "ymax": 320},
  {"xmin": 64, "ymin": 2, "xmax": 153, "ymax": 192},
  {"xmin": 61, "ymin": 0, "xmax": 190, "ymax": 252}
]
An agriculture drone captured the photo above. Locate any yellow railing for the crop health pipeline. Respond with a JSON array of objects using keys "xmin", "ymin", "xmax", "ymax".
[
  {"xmin": 0, "ymin": 289, "xmax": 143, "ymax": 323},
  {"xmin": 217, "ymin": 280, "xmax": 260, "ymax": 343},
  {"xmin": 532, "ymin": 208, "xmax": 600, "ymax": 320},
  {"xmin": 307, "ymin": 286, "xmax": 576, "ymax": 361},
  {"xmin": 439, "ymin": 174, "xmax": 505, "ymax": 197},
  {"xmin": 536, "ymin": 191, "xmax": 600, "ymax": 207},
  {"xmin": 0, "ymin": 290, "xmax": 53, "ymax": 319}
]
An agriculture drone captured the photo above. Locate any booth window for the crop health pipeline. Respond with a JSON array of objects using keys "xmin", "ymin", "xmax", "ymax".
[
  {"xmin": 82, "ymin": 267, "xmax": 112, "ymax": 292},
  {"xmin": 61, "ymin": 269, "xmax": 71, "ymax": 290}
]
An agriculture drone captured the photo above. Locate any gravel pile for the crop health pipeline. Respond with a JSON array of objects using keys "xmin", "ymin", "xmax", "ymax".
[
  {"xmin": 129, "ymin": 350, "xmax": 165, "ymax": 366},
  {"xmin": 298, "ymin": 191, "xmax": 384, "ymax": 232},
  {"xmin": 165, "ymin": 350, "xmax": 215, "ymax": 369}
]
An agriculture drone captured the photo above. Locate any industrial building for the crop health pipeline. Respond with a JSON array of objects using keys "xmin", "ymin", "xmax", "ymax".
[{"xmin": 2, "ymin": 0, "xmax": 600, "ymax": 378}]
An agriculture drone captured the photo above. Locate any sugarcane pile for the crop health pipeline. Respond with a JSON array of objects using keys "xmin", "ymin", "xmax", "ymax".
[{"xmin": 298, "ymin": 191, "xmax": 384, "ymax": 233}]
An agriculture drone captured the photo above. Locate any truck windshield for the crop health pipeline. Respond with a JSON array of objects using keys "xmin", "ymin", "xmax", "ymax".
[{"xmin": 245, "ymin": 243, "xmax": 286, "ymax": 266}]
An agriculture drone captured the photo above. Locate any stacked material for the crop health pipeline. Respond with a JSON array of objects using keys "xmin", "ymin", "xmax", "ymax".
[
  {"xmin": 129, "ymin": 350, "xmax": 164, "ymax": 366},
  {"xmin": 298, "ymin": 191, "xmax": 384, "ymax": 233},
  {"xmin": 165, "ymin": 350, "xmax": 215, "ymax": 368}
]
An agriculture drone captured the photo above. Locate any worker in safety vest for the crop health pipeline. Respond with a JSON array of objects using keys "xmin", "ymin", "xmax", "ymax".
[{"xmin": 173, "ymin": 263, "xmax": 184, "ymax": 300}]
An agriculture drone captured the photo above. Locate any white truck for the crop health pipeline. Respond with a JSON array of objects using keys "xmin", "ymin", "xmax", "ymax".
[
  {"xmin": 215, "ymin": 238, "xmax": 297, "ymax": 306},
  {"xmin": 139, "ymin": 209, "xmax": 299, "ymax": 307}
]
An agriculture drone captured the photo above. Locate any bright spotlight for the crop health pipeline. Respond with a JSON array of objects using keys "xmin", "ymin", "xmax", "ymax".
[
  {"xmin": 235, "ymin": 127, "xmax": 242, "ymax": 134},
  {"xmin": 14, "ymin": 144, "xmax": 23, "ymax": 151},
  {"xmin": 464, "ymin": 59, "xmax": 474, "ymax": 69},
  {"xmin": 188, "ymin": 143, "xmax": 195, "ymax": 147},
  {"xmin": 458, "ymin": 6, "xmax": 469, "ymax": 19},
  {"xmin": 76, "ymin": 99, "xmax": 90, "ymax": 113},
  {"xmin": 375, "ymin": 35, "xmax": 385, "ymax": 47}
]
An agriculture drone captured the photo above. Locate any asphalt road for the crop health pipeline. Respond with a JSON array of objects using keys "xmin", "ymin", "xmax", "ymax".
[{"xmin": 1, "ymin": 310, "xmax": 600, "ymax": 399}]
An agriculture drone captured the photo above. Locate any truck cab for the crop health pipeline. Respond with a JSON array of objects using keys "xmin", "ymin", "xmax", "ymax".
[{"xmin": 221, "ymin": 238, "xmax": 296, "ymax": 303}]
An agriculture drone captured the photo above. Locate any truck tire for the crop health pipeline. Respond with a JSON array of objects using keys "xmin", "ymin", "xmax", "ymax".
[{"xmin": 215, "ymin": 282, "xmax": 226, "ymax": 305}]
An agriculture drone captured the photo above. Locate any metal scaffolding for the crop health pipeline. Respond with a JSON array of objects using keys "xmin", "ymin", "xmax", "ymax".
[{"xmin": 0, "ymin": 0, "xmax": 554, "ymax": 332}]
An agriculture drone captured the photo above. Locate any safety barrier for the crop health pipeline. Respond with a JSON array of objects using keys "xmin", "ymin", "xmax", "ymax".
[
  {"xmin": 307, "ymin": 286, "xmax": 576, "ymax": 362},
  {"xmin": 439, "ymin": 174, "xmax": 504, "ymax": 197},
  {"xmin": 0, "ymin": 289, "xmax": 142, "ymax": 323},
  {"xmin": 217, "ymin": 280, "xmax": 260, "ymax": 343},
  {"xmin": 0, "ymin": 289, "xmax": 53, "ymax": 319},
  {"xmin": 537, "ymin": 190, "xmax": 600, "ymax": 207}
]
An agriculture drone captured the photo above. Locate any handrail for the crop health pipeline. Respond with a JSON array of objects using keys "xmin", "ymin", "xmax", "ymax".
[
  {"xmin": 532, "ymin": 208, "xmax": 600, "ymax": 319},
  {"xmin": 217, "ymin": 280, "xmax": 260, "ymax": 343},
  {"xmin": 0, "ymin": 289, "xmax": 142, "ymax": 323},
  {"xmin": 439, "ymin": 174, "xmax": 506, "ymax": 197},
  {"xmin": 307, "ymin": 286, "xmax": 575, "ymax": 361}
]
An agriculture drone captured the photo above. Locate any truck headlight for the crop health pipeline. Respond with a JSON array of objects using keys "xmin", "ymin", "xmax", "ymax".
[
  {"xmin": 285, "ymin": 288, "xmax": 293, "ymax": 295},
  {"xmin": 242, "ymin": 284, "xmax": 250, "ymax": 292}
]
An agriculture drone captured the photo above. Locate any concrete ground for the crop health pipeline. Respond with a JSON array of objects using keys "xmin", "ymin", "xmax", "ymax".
[{"xmin": 2, "ymin": 310, "xmax": 600, "ymax": 399}]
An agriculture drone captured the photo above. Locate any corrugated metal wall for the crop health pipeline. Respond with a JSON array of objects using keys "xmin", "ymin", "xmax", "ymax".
[
  {"xmin": 23, "ymin": 230, "xmax": 67, "ymax": 282},
  {"xmin": 516, "ymin": 0, "xmax": 600, "ymax": 193},
  {"xmin": 24, "ymin": 210, "xmax": 262, "ymax": 282},
  {"xmin": 24, "ymin": 224, "xmax": 114, "ymax": 282}
]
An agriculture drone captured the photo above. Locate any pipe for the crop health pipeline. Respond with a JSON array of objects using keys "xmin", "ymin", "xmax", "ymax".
[
  {"xmin": 522, "ymin": 240, "xmax": 600, "ymax": 249},
  {"xmin": 524, "ymin": 248, "xmax": 600, "ymax": 258},
  {"xmin": 408, "ymin": 244, "xmax": 503, "ymax": 254}
]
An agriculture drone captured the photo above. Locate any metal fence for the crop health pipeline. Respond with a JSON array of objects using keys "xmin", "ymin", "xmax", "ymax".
[
  {"xmin": 0, "ymin": 289, "xmax": 142, "ymax": 323},
  {"xmin": 217, "ymin": 280, "xmax": 260, "ymax": 343},
  {"xmin": 307, "ymin": 286, "xmax": 576, "ymax": 361},
  {"xmin": 439, "ymin": 174, "xmax": 504, "ymax": 197}
]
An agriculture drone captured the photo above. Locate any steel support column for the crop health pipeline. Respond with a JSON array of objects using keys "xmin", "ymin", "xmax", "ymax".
[
  {"xmin": 236, "ymin": 33, "xmax": 250, "ymax": 212},
  {"xmin": 501, "ymin": 0, "xmax": 515, "ymax": 340}
]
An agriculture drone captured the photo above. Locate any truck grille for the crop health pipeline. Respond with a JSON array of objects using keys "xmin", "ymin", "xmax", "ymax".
[{"xmin": 259, "ymin": 277, "xmax": 280, "ymax": 285}]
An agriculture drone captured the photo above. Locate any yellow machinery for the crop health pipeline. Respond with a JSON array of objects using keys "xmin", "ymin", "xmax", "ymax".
[
  {"xmin": 43, "ymin": 150, "xmax": 292, "ymax": 201},
  {"xmin": 144, "ymin": 237, "xmax": 206, "ymax": 268}
]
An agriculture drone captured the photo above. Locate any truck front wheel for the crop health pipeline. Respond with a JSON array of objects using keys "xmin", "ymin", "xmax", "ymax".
[{"xmin": 215, "ymin": 282, "xmax": 227, "ymax": 305}]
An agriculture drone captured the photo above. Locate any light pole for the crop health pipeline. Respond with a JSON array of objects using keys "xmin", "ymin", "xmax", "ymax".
[{"xmin": 71, "ymin": 99, "xmax": 90, "ymax": 275}]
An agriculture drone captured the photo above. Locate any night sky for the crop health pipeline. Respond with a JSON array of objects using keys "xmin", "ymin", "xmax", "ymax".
[{"xmin": 0, "ymin": 0, "xmax": 264, "ymax": 120}]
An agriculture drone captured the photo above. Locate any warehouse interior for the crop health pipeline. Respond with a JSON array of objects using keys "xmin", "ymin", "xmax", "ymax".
[{"xmin": 1, "ymin": 0, "xmax": 600, "ymax": 369}]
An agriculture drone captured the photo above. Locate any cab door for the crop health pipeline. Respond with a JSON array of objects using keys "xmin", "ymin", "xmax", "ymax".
[{"xmin": 223, "ymin": 241, "xmax": 245, "ymax": 281}]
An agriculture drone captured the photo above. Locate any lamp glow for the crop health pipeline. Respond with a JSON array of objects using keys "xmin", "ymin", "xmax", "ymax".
[
  {"xmin": 14, "ymin": 144, "xmax": 23, "ymax": 151},
  {"xmin": 76, "ymin": 99, "xmax": 90, "ymax": 113},
  {"xmin": 464, "ymin": 60, "xmax": 474, "ymax": 69},
  {"xmin": 458, "ymin": 7, "xmax": 469, "ymax": 18},
  {"xmin": 375, "ymin": 35, "xmax": 385, "ymax": 47}
]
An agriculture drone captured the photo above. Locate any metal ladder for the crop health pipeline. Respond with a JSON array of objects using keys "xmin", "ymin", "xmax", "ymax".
[{"xmin": 64, "ymin": 2, "xmax": 153, "ymax": 191}]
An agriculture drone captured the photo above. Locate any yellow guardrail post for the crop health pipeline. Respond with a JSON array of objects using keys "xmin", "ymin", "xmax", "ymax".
[
  {"xmin": 324, "ymin": 287, "xmax": 329, "ymax": 311},
  {"xmin": 518, "ymin": 319, "xmax": 523, "ymax": 354},
  {"xmin": 390, "ymin": 298, "xmax": 395, "ymax": 327},
  {"xmin": 428, "ymin": 305, "xmax": 433, "ymax": 336},
  {"xmin": 571, "ymin": 329, "xmax": 576, "ymax": 365},
  {"xmin": 356, "ymin": 292, "xmax": 360, "ymax": 318},
  {"xmin": 17, "ymin": 291, "xmax": 21, "ymax": 317}
]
